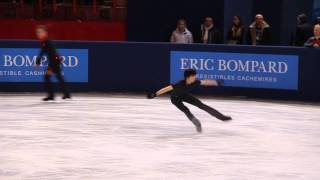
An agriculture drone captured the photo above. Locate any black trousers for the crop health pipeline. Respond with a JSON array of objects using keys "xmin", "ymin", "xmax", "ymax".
[
  {"xmin": 171, "ymin": 94, "xmax": 226, "ymax": 123},
  {"xmin": 44, "ymin": 65, "xmax": 69, "ymax": 98}
]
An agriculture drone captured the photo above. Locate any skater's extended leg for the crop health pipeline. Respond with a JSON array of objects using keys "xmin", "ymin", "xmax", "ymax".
[
  {"xmin": 54, "ymin": 68, "xmax": 71, "ymax": 99},
  {"xmin": 44, "ymin": 71, "xmax": 54, "ymax": 101},
  {"xmin": 183, "ymin": 95, "xmax": 232, "ymax": 121},
  {"xmin": 171, "ymin": 96, "xmax": 202, "ymax": 133}
]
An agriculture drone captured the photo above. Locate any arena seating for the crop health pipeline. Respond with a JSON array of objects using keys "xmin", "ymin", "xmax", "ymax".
[{"xmin": 0, "ymin": 0, "xmax": 127, "ymax": 41}]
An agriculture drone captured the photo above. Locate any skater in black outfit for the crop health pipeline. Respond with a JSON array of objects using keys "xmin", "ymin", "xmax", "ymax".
[
  {"xmin": 34, "ymin": 25, "xmax": 71, "ymax": 101},
  {"xmin": 147, "ymin": 69, "xmax": 231, "ymax": 133}
]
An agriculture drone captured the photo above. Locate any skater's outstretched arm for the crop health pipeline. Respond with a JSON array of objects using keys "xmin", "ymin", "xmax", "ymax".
[
  {"xmin": 35, "ymin": 40, "xmax": 56, "ymax": 66},
  {"xmin": 156, "ymin": 85, "xmax": 173, "ymax": 96},
  {"xmin": 147, "ymin": 85, "xmax": 173, "ymax": 99},
  {"xmin": 200, "ymin": 80, "xmax": 223, "ymax": 86},
  {"xmin": 35, "ymin": 44, "xmax": 47, "ymax": 68},
  {"xmin": 35, "ymin": 51, "xmax": 45, "ymax": 68}
]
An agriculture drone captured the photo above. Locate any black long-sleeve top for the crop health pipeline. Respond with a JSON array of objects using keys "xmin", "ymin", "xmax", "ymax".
[
  {"xmin": 171, "ymin": 80, "xmax": 201, "ymax": 97},
  {"xmin": 36, "ymin": 39, "xmax": 61, "ymax": 67}
]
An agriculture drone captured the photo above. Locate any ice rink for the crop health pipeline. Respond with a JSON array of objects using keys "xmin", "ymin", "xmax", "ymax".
[{"xmin": 0, "ymin": 94, "xmax": 320, "ymax": 180}]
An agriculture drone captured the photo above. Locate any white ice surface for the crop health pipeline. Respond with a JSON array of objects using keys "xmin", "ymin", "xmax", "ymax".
[{"xmin": 0, "ymin": 94, "xmax": 320, "ymax": 180}]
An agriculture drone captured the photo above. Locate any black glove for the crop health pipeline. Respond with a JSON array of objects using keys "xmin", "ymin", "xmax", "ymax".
[
  {"xmin": 147, "ymin": 93, "xmax": 157, "ymax": 99},
  {"xmin": 216, "ymin": 79, "xmax": 225, "ymax": 86}
]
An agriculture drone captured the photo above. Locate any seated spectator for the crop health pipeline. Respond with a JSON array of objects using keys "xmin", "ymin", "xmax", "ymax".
[
  {"xmin": 295, "ymin": 14, "xmax": 313, "ymax": 46},
  {"xmin": 198, "ymin": 17, "xmax": 222, "ymax": 44},
  {"xmin": 247, "ymin": 14, "xmax": 271, "ymax": 45},
  {"xmin": 304, "ymin": 24, "xmax": 320, "ymax": 48},
  {"xmin": 170, "ymin": 19, "xmax": 193, "ymax": 44},
  {"xmin": 226, "ymin": 15, "xmax": 245, "ymax": 45}
]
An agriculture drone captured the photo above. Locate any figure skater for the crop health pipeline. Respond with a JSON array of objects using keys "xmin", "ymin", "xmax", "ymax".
[
  {"xmin": 34, "ymin": 25, "xmax": 71, "ymax": 101},
  {"xmin": 147, "ymin": 69, "xmax": 231, "ymax": 133}
]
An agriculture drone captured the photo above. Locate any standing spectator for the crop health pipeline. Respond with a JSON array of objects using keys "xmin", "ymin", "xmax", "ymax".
[
  {"xmin": 226, "ymin": 15, "xmax": 245, "ymax": 45},
  {"xmin": 198, "ymin": 17, "xmax": 222, "ymax": 44},
  {"xmin": 170, "ymin": 19, "xmax": 193, "ymax": 44},
  {"xmin": 295, "ymin": 14, "xmax": 313, "ymax": 46},
  {"xmin": 304, "ymin": 24, "xmax": 320, "ymax": 48},
  {"xmin": 247, "ymin": 14, "xmax": 272, "ymax": 45}
]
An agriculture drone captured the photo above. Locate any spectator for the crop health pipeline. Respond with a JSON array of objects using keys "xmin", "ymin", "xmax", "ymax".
[
  {"xmin": 247, "ymin": 14, "xmax": 271, "ymax": 45},
  {"xmin": 295, "ymin": 14, "xmax": 313, "ymax": 46},
  {"xmin": 226, "ymin": 15, "xmax": 245, "ymax": 45},
  {"xmin": 304, "ymin": 24, "xmax": 320, "ymax": 48},
  {"xmin": 198, "ymin": 17, "xmax": 222, "ymax": 44},
  {"xmin": 316, "ymin": 17, "xmax": 320, "ymax": 25},
  {"xmin": 170, "ymin": 19, "xmax": 193, "ymax": 44}
]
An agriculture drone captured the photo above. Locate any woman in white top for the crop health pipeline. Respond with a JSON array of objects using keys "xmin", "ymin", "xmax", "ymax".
[{"xmin": 170, "ymin": 19, "xmax": 194, "ymax": 44}]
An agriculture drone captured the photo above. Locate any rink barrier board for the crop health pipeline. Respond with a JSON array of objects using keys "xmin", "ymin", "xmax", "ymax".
[
  {"xmin": 0, "ymin": 48, "xmax": 88, "ymax": 82},
  {"xmin": 0, "ymin": 40, "xmax": 319, "ymax": 101},
  {"xmin": 170, "ymin": 51, "xmax": 299, "ymax": 90}
]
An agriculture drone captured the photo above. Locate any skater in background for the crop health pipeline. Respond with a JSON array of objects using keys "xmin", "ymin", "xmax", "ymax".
[
  {"xmin": 34, "ymin": 25, "xmax": 71, "ymax": 101},
  {"xmin": 147, "ymin": 69, "xmax": 232, "ymax": 133}
]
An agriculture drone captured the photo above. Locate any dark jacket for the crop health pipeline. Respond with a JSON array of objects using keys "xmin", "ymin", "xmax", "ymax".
[
  {"xmin": 227, "ymin": 26, "xmax": 245, "ymax": 45},
  {"xmin": 247, "ymin": 21, "xmax": 272, "ymax": 45},
  {"xmin": 198, "ymin": 25, "xmax": 223, "ymax": 44},
  {"xmin": 36, "ymin": 39, "xmax": 61, "ymax": 68},
  {"xmin": 295, "ymin": 23, "xmax": 313, "ymax": 46}
]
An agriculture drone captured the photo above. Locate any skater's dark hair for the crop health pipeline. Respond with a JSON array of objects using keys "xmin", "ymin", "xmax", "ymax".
[
  {"xmin": 36, "ymin": 25, "xmax": 48, "ymax": 32},
  {"xmin": 184, "ymin": 69, "xmax": 197, "ymax": 79}
]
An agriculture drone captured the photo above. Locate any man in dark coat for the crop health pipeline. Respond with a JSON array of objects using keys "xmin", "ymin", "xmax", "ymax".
[
  {"xmin": 198, "ymin": 17, "xmax": 223, "ymax": 44},
  {"xmin": 295, "ymin": 14, "xmax": 313, "ymax": 46},
  {"xmin": 247, "ymin": 14, "xmax": 272, "ymax": 45}
]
